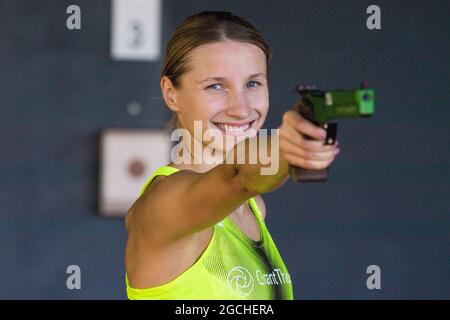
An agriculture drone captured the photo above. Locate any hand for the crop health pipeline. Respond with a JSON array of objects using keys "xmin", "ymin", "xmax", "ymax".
[{"xmin": 278, "ymin": 110, "xmax": 340, "ymax": 170}]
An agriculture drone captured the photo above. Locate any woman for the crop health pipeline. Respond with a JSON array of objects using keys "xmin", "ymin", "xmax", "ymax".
[{"xmin": 125, "ymin": 11, "xmax": 339, "ymax": 300}]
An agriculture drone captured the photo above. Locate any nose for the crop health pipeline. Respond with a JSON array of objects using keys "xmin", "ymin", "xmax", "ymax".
[{"xmin": 225, "ymin": 90, "xmax": 251, "ymax": 119}]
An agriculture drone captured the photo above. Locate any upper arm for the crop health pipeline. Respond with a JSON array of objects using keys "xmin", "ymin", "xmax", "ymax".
[{"xmin": 128, "ymin": 164, "xmax": 254, "ymax": 243}]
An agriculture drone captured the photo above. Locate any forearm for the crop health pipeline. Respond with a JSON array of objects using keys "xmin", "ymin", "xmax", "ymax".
[{"xmin": 229, "ymin": 133, "xmax": 290, "ymax": 195}]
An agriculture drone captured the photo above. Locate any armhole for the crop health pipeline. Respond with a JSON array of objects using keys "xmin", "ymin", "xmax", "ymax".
[{"xmin": 139, "ymin": 166, "xmax": 180, "ymax": 196}]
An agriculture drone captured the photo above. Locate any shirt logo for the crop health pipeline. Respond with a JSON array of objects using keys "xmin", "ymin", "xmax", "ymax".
[
  {"xmin": 226, "ymin": 266, "xmax": 254, "ymax": 297},
  {"xmin": 226, "ymin": 266, "xmax": 292, "ymax": 297}
]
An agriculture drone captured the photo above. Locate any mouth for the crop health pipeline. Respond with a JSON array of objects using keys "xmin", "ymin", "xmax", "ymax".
[{"xmin": 211, "ymin": 120, "xmax": 256, "ymax": 135}]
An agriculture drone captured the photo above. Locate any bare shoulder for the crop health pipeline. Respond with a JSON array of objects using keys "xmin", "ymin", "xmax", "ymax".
[
  {"xmin": 125, "ymin": 175, "xmax": 166, "ymax": 233},
  {"xmin": 253, "ymin": 194, "xmax": 266, "ymax": 220},
  {"xmin": 126, "ymin": 163, "xmax": 250, "ymax": 242}
]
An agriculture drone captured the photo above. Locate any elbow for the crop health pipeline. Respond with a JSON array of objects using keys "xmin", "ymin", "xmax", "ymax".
[{"xmin": 234, "ymin": 170, "xmax": 260, "ymax": 198}]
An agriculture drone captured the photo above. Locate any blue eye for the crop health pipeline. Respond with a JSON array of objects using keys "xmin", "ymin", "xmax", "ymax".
[
  {"xmin": 206, "ymin": 83, "xmax": 223, "ymax": 90},
  {"xmin": 246, "ymin": 81, "xmax": 261, "ymax": 88}
]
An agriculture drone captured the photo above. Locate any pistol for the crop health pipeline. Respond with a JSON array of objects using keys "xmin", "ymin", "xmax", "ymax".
[{"xmin": 289, "ymin": 83, "xmax": 375, "ymax": 182}]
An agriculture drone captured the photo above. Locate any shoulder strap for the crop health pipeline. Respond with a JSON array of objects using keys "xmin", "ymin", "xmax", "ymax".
[
  {"xmin": 139, "ymin": 166, "xmax": 180, "ymax": 196},
  {"xmin": 248, "ymin": 197, "xmax": 264, "ymax": 221}
]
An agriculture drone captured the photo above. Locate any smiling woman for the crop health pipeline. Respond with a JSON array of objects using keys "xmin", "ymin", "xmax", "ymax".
[
  {"xmin": 160, "ymin": 11, "xmax": 271, "ymax": 148},
  {"xmin": 164, "ymin": 39, "xmax": 268, "ymax": 153},
  {"xmin": 124, "ymin": 10, "xmax": 339, "ymax": 300}
]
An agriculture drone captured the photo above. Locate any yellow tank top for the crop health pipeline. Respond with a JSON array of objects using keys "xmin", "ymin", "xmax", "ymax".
[{"xmin": 125, "ymin": 166, "xmax": 294, "ymax": 300}]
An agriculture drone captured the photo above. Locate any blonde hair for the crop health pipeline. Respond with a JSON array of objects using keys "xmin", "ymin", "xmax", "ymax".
[{"xmin": 161, "ymin": 11, "xmax": 272, "ymax": 132}]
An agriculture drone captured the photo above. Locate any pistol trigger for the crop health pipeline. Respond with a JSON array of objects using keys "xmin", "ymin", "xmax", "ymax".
[{"xmin": 324, "ymin": 123, "xmax": 338, "ymax": 145}]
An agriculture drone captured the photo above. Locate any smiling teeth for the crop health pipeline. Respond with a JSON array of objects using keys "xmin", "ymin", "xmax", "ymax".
[{"xmin": 216, "ymin": 123, "xmax": 250, "ymax": 132}]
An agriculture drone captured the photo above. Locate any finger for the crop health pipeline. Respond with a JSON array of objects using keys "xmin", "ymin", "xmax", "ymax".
[
  {"xmin": 281, "ymin": 139, "xmax": 338, "ymax": 161},
  {"xmin": 295, "ymin": 117, "xmax": 327, "ymax": 141},
  {"xmin": 282, "ymin": 110, "xmax": 303, "ymax": 128},
  {"xmin": 301, "ymin": 139, "xmax": 339, "ymax": 153},
  {"xmin": 283, "ymin": 110, "xmax": 328, "ymax": 142},
  {"xmin": 280, "ymin": 122, "xmax": 338, "ymax": 152},
  {"xmin": 282, "ymin": 152, "xmax": 334, "ymax": 170},
  {"xmin": 284, "ymin": 111, "xmax": 325, "ymax": 141},
  {"xmin": 279, "ymin": 124, "xmax": 305, "ymax": 149}
]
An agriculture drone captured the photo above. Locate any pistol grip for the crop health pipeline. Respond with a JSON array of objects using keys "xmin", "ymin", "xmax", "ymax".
[
  {"xmin": 289, "ymin": 165, "xmax": 329, "ymax": 182},
  {"xmin": 289, "ymin": 98, "xmax": 338, "ymax": 182}
]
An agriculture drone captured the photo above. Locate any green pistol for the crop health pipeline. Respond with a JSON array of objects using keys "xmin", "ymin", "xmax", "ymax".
[{"xmin": 289, "ymin": 83, "xmax": 375, "ymax": 182}]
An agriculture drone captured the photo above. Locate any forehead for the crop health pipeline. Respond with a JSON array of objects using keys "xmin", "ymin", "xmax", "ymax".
[{"xmin": 185, "ymin": 40, "xmax": 267, "ymax": 79}]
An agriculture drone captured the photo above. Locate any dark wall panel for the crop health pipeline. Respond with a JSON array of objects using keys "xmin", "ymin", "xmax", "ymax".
[{"xmin": 0, "ymin": 0, "xmax": 448, "ymax": 299}]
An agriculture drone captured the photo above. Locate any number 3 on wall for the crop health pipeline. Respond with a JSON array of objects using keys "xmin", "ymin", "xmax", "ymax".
[
  {"xmin": 111, "ymin": 0, "xmax": 161, "ymax": 61},
  {"xmin": 128, "ymin": 20, "xmax": 144, "ymax": 48}
]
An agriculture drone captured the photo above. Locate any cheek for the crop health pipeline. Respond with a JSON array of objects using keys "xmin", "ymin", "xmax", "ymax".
[
  {"xmin": 181, "ymin": 104, "xmax": 219, "ymax": 134},
  {"xmin": 193, "ymin": 95, "xmax": 226, "ymax": 118},
  {"xmin": 247, "ymin": 90, "xmax": 269, "ymax": 114}
]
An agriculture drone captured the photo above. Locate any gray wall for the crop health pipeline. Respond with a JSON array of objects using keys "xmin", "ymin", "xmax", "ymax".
[{"xmin": 0, "ymin": 0, "xmax": 448, "ymax": 299}]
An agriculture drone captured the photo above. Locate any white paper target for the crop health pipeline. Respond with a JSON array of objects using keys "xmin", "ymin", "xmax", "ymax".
[{"xmin": 99, "ymin": 128, "xmax": 171, "ymax": 217}]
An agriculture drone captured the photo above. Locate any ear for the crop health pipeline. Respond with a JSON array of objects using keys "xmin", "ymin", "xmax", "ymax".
[{"xmin": 160, "ymin": 76, "xmax": 180, "ymax": 112}]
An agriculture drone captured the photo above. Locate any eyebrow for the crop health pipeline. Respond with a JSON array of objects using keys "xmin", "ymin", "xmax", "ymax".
[{"xmin": 195, "ymin": 73, "xmax": 266, "ymax": 84}]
